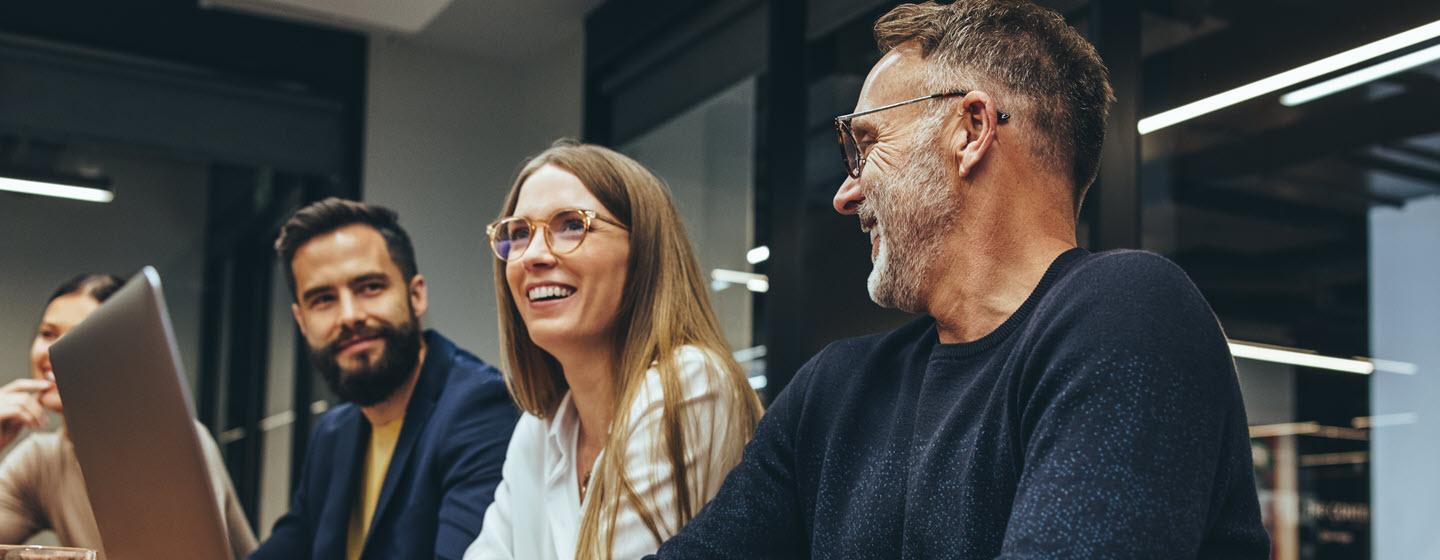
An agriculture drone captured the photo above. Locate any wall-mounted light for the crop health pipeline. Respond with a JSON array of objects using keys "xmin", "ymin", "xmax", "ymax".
[
  {"xmin": 1249, "ymin": 421, "xmax": 1368, "ymax": 441},
  {"xmin": 1280, "ymin": 42, "xmax": 1440, "ymax": 106},
  {"xmin": 732, "ymin": 345, "xmax": 767, "ymax": 363},
  {"xmin": 1138, "ymin": 18, "xmax": 1440, "ymax": 135},
  {"xmin": 712, "ymin": 268, "xmax": 769, "ymax": 293},
  {"xmin": 1352, "ymin": 413, "xmax": 1418, "ymax": 429},
  {"xmin": 733, "ymin": 346, "xmax": 768, "ymax": 390},
  {"xmin": 0, "ymin": 174, "xmax": 113, "ymax": 204},
  {"xmin": 746, "ymin": 246, "xmax": 770, "ymax": 264}
]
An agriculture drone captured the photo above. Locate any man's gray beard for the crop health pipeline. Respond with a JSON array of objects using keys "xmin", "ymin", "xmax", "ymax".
[{"xmin": 863, "ymin": 116, "xmax": 957, "ymax": 313}]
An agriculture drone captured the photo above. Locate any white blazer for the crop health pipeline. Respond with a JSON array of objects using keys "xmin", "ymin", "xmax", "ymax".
[{"xmin": 465, "ymin": 346, "xmax": 745, "ymax": 560}]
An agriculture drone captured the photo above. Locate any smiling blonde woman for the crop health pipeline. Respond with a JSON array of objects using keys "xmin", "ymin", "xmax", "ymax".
[{"xmin": 464, "ymin": 140, "xmax": 763, "ymax": 560}]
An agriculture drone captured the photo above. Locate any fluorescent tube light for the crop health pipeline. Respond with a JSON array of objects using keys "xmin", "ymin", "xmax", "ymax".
[
  {"xmin": 712, "ymin": 268, "xmax": 766, "ymax": 284},
  {"xmin": 747, "ymin": 246, "xmax": 771, "ymax": 264},
  {"xmin": 1249, "ymin": 422, "xmax": 1368, "ymax": 441},
  {"xmin": 1371, "ymin": 358, "xmax": 1419, "ymax": 375},
  {"xmin": 1298, "ymin": 451, "xmax": 1368, "ymax": 467},
  {"xmin": 712, "ymin": 269, "xmax": 770, "ymax": 293},
  {"xmin": 1352, "ymin": 413, "xmax": 1418, "ymax": 429},
  {"xmin": 1138, "ymin": 18, "xmax": 1440, "ymax": 135},
  {"xmin": 733, "ymin": 345, "xmax": 768, "ymax": 363},
  {"xmin": 733, "ymin": 346, "xmax": 769, "ymax": 390},
  {"xmin": 0, "ymin": 176, "xmax": 113, "ymax": 203},
  {"xmin": 1249, "ymin": 422, "xmax": 1322, "ymax": 438},
  {"xmin": 1280, "ymin": 42, "xmax": 1440, "ymax": 106},
  {"xmin": 1228, "ymin": 340, "xmax": 1374, "ymax": 374}
]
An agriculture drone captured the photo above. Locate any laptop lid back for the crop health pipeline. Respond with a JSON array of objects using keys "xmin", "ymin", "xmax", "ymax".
[{"xmin": 49, "ymin": 266, "xmax": 231, "ymax": 559}]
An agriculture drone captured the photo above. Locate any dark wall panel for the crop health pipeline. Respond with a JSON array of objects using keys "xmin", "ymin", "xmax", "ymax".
[{"xmin": 0, "ymin": 37, "xmax": 346, "ymax": 176}]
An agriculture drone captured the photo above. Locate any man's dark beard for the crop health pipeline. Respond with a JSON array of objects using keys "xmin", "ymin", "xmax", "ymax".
[{"xmin": 309, "ymin": 317, "xmax": 423, "ymax": 407}]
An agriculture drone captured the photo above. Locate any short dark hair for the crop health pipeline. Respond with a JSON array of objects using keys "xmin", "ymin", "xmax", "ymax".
[
  {"xmin": 48, "ymin": 274, "xmax": 125, "ymax": 305},
  {"xmin": 874, "ymin": 0, "xmax": 1115, "ymax": 212},
  {"xmin": 274, "ymin": 198, "xmax": 418, "ymax": 301}
]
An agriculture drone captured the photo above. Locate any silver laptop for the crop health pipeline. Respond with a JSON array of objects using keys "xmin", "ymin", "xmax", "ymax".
[{"xmin": 49, "ymin": 266, "xmax": 233, "ymax": 559}]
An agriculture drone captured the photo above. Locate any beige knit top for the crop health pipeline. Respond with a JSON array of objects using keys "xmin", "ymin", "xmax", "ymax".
[{"xmin": 0, "ymin": 423, "xmax": 257, "ymax": 559}]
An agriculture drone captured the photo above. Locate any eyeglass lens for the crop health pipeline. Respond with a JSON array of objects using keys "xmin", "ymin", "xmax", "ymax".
[
  {"xmin": 839, "ymin": 123, "xmax": 862, "ymax": 178},
  {"xmin": 492, "ymin": 210, "xmax": 589, "ymax": 260}
]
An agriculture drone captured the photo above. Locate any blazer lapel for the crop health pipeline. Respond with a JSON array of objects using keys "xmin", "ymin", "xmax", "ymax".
[
  {"xmin": 361, "ymin": 331, "xmax": 451, "ymax": 555},
  {"xmin": 363, "ymin": 396, "xmax": 433, "ymax": 547},
  {"xmin": 318, "ymin": 408, "xmax": 368, "ymax": 559}
]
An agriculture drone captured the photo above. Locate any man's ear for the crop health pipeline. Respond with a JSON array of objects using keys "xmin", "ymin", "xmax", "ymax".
[
  {"xmin": 945, "ymin": 90, "xmax": 1000, "ymax": 179},
  {"xmin": 409, "ymin": 274, "xmax": 428, "ymax": 318}
]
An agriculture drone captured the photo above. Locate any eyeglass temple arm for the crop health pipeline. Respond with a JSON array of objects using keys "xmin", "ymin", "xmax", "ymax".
[{"xmin": 836, "ymin": 91, "xmax": 1010, "ymax": 122}]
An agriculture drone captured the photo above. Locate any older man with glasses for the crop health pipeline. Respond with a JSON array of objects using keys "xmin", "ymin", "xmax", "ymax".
[{"xmin": 653, "ymin": 1, "xmax": 1269, "ymax": 558}]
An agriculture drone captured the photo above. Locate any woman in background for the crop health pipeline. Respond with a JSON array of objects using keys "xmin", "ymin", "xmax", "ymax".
[
  {"xmin": 0, "ymin": 274, "xmax": 257, "ymax": 558},
  {"xmin": 466, "ymin": 141, "xmax": 763, "ymax": 560}
]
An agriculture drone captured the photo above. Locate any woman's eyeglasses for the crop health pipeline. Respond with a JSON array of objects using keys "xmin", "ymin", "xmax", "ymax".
[
  {"xmin": 486, "ymin": 208, "xmax": 628, "ymax": 261},
  {"xmin": 833, "ymin": 91, "xmax": 1011, "ymax": 179}
]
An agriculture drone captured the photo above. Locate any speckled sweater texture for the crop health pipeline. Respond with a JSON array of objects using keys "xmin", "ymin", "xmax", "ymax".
[{"xmin": 656, "ymin": 248, "xmax": 1270, "ymax": 559}]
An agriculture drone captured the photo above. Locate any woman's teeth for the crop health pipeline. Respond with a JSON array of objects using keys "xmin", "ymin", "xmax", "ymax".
[{"xmin": 528, "ymin": 285, "xmax": 575, "ymax": 301}]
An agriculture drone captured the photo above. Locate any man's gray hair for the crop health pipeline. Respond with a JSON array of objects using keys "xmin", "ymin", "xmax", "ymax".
[{"xmin": 874, "ymin": 0, "xmax": 1115, "ymax": 213}]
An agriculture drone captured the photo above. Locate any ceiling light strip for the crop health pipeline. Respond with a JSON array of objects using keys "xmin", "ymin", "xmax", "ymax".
[
  {"xmin": 1138, "ymin": 18, "xmax": 1440, "ymax": 135},
  {"xmin": 1370, "ymin": 359, "xmax": 1419, "ymax": 375},
  {"xmin": 1280, "ymin": 42, "xmax": 1440, "ymax": 106},
  {"xmin": 0, "ymin": 176, "xmax": 114, "ymax": 203},
  {"xmin": 1228, "ymin": 341, "xmax": 1375, "ymax": 375}
]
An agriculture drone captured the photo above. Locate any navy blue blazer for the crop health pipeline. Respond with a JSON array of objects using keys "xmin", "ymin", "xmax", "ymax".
[{"xmin": 251, "ymin": 330, "xmax": 519, "ymax": 560}]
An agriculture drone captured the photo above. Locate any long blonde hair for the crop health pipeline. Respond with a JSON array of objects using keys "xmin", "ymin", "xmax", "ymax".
[{"xmin": 493, "ymin": 140, "xmax": 763, "ymax": 559}]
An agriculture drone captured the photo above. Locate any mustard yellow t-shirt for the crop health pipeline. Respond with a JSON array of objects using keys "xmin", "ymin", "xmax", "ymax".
[{"xmin": 346, "ymin": 418, "xmax": 404, "ymax": 560}]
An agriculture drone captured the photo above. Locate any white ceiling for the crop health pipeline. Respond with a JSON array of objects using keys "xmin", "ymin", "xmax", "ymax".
[{"xmin": 411, "ymin": 0, "xmax": 602, "ymax": 62}]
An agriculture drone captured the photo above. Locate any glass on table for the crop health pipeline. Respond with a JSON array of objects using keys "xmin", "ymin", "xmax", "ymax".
[{"xmin": 0, "ymin": 545, "xmax": 96, "ymax": 559}]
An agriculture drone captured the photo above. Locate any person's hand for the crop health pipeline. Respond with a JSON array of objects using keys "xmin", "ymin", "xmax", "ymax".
[
  {"xmin": 37, "ymin": 372, "xmax": 63, "ymax": 414},
  {"xmin": 0, "ymin": 379, "xmax": 54, "ymax": 449}
]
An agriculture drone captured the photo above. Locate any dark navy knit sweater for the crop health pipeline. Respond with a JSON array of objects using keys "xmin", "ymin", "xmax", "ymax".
[{"xmin": 655, "ymin": 249, "xmax": 1269, "ymax": 559}]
